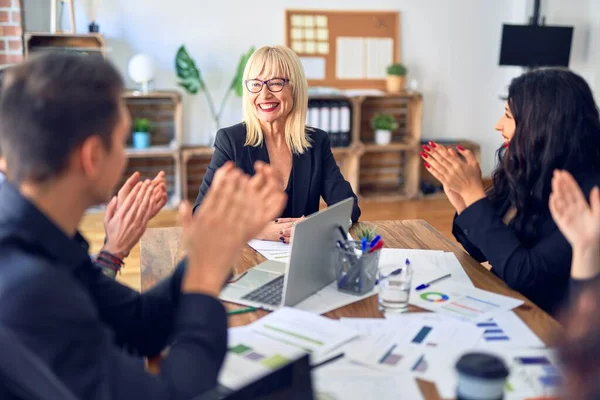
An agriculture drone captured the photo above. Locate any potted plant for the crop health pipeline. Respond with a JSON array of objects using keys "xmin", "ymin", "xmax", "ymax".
[
  {"xmin": 371, "ymin": 113, "xmax": 399, "ymax": 145},
  {"xmin": 386, "ymin": 63, "xmax": 407, "ymax": 93},
  {"xmin": 132, "ymin": 118, "xmax": 152, "ymax": 149},
  {"xmin": 175, "ymin": 45, "xmax": 255, "ymax": 145}
]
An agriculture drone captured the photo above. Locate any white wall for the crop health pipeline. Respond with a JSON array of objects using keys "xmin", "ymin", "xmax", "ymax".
[{"xmin": 21, "ymin": 0, "xmax": 598, "ymax": 176}]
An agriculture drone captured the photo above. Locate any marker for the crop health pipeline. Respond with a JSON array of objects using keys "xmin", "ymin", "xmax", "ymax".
[
  {"xmin": 415, "ymin": 273, "xmax": 452, "ymax": 291},
  {"xmin": 369, "ymin": 235, "xmax": 381, "ymax": 248},
  {"xmin": 368, "ymin": 240, "xmax": 385, "ymax": 253}
]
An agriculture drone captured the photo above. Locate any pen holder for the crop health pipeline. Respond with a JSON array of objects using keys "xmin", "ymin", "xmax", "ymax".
[{"xmin": 335, "ymin": 241, "xmax": 380, "ymax": 296}]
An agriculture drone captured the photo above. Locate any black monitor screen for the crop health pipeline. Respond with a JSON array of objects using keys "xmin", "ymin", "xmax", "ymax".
[{"xmin": 499, "ymin": 24, "xmax": 573, "ymax": 67}]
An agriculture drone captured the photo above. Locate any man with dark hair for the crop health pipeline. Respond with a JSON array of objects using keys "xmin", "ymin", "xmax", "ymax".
[{"xmin": 0, "ymin": 52, "xmax": 287, "ymax": 399}]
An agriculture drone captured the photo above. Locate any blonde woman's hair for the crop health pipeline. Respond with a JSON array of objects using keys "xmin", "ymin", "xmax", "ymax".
[{"xmin": 242, "ymin": 45, "xmax": 311, "ymax": 154}]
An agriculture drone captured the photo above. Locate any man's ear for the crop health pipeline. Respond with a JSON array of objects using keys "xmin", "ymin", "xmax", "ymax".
[{"xmin": 79, "ymin": 135, "xmax": 105, "ymax": 180}]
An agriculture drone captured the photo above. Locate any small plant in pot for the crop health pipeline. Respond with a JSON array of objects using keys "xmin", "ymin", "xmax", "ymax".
[
  {"xmin": 386, "ymin": 63, "xmax": 407, "ymax": 93},
  {"xmin": 132, "ymin": 118, "xmax": 152, "ymax": 149},
  {"xmin": 371, "ymin": 113, "xmax": 399, "ymax": 145}
]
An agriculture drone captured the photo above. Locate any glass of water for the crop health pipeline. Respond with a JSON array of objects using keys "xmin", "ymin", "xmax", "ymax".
[{"xmin": 377, "ymin": 261, "xmax": 413, "ymax": 313}]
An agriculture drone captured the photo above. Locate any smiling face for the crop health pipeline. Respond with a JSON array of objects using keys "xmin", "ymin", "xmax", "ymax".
[
  {"xmin": 247, "ymin": 73, "xmax": 293, "ymax": 125},
  {"xmin": 495, "ymin": 101, "xmax": 516, "ymax": 147}
]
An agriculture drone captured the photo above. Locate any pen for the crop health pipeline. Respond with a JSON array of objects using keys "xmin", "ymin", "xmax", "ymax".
[
  {"xmin": 369, "ymin": 235, "xmax": 381, "ymax": 248},
  {"xmin": 415, "ymin": 273, "xmax": 452, "ymax": 291},
  {"xmin": 361, "ymin": 237, "xmax": 368, "ymax": 252},
  {"xmin": 376, "ymin": 259, "xmax": 408, "ymax": 284},
  {"xmin": 368, "ymin": 240, "xmax": 385, "ymax": 253},
  {"xmin": 227, "ymin": 307, "xmax": 257, "ymax": 316}
]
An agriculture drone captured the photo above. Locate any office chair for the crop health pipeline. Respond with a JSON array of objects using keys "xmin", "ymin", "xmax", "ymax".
[{"xmin": 0, "ymin": 326, "xmax": 80, "ymax": 400}]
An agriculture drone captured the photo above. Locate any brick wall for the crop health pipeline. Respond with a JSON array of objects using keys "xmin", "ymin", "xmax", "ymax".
[{"xmin": 0, "ymin": 0, "xmax": 22, "ymax": 67}]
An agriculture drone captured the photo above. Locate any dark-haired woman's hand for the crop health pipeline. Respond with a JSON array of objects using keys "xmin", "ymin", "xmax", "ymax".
[
  {"xmin": 443, "ymin": 185, "xmax": 467, "ymax": 214},
  {"xmin": 421, "ymin": 142, "xmax": 486, "ymax": 208}
]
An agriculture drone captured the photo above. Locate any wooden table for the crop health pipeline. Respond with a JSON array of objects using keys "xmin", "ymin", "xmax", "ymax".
[{"xmin": 140, "ymin": 220, "xmax": 561, "ymax": 400}]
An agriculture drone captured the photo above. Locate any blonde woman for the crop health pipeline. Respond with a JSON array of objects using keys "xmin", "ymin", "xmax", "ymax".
[{"xmin": 194, "ymin": 45, "xmax": 361, "ymax": 243}]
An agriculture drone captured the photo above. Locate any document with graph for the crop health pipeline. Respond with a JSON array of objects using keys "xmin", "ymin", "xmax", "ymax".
[{"xmin": 409, "ymin": 280, "xmax": 523, "ymax": 322}]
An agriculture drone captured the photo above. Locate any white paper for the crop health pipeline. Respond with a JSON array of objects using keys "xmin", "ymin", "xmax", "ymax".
[
  {"xmin": 441, "ymin": 252, "xmax": 474, "ymax": 288},
  {"xmin": 299, "ymin": 57, "xmax": 326, "ymax": 80},
  {"xmin": 218, "ymin": 326, "xmax": 306, "ymax": 390},
  {"xmin": 248, "ymin": 239, "xmax": 291, "ymax": 263},
  {"xmin": 336, "ymin": 37, "xmax": 364, "ymax": 79},
  {"xmin": 365, "ymin": 38, "xmax": 394, "ymax": 79},
  {"xmin": 294, "ymin": 281, "xmax": 377, "ymax": 315},
  {"xmin": 417, "ymin": 347, "xmax": 563, "ymax": 400},
  {"xmin": 382, "ymin": 313, "xmax": 484, "ymax": 349},
  {"xmin": 342, "ymin": 330, "xmax": 422, "ymax": 372},
  {"xmin": 250, "ymin": 307, "xmax": 359, "ymax": 357},
  {"xmin": 474, "ymin": 311, "xmax": 545, "ymax": 350},
  {"xmin": 315, "ymin": 15, "xmax": 328, "ymax": 28},
  {"xmin": 409, "ymin": 280, "xmax": 523, "ymax": 322},
  {"xmin": 313, "ymin": 369, "xmax": 424, "ymax": 400},
  {"xmin": 379, "ymin": 249, "xmax": 448, "ymax": 282}
]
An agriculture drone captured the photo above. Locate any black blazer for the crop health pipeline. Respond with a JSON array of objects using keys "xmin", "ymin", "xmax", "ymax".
[
  {"xmin": 452, "ymin": 173, "xmax": 600, "ymax": 316},
  {"xmin": 193, "ymin": 123, "xmax": 361, "ymax": 222}
]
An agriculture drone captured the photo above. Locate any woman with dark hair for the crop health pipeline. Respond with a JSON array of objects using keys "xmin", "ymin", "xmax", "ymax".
[{"xmin": 421, "ymin": 67, "xmax": 600, "ymax": 316}]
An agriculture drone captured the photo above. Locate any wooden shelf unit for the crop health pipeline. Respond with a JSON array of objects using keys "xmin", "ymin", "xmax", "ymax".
[
  {"xmin": 308, "ymin": 92, "xmax": 423, "ymax": 201},
  {"xmin": 181, "ymin": 146, "xmax": 214, "ymax": 203},
  {"xmin": 24, "ymin": 33, "xmax": 106, "ymax": 59},
  {"xmin": 419, "ymin": 139, "xmax": 481, "ymax": 198},
  {"xmin": 179, "ymin": 92, "xmax": 423, "ymax": 203},
  {"xmin": 122, "ymin": 90, "xmax": 184, "ymax": 206},
  {"xmin": 119, "ymin": 153, "xmax": 182, "ymax": 205}
]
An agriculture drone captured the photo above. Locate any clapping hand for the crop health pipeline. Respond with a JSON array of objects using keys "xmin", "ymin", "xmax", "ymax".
[
  {"xmin": 102, "ymin": 171, "xmax": 168, "ymax": 260},
  {"xmin": 421, "ymin": 142, "xmax": 485, "ymax": 209},
  {"xmin": 549, "ymin": 170, "xmax": 600, "ymax": 279}
]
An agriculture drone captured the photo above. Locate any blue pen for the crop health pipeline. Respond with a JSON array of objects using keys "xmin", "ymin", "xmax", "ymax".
[
  {"xmin": 415, "ymin": 273, "xmax": 452, "ymax": 291},
  {"xmin": 375, "ymin": 258, "xmax": 410, "ymax": 285},
  {"xmin": 361, "ymin": 237, "xmax": 367, "ymax": 252},
  {"xmin": 369, "ymin": 235, "xmax": 381, "ymax": 248}
]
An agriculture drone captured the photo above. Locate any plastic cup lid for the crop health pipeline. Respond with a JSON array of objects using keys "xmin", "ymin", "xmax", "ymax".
[{"xmin": 456, "ymin": 352, "xmax": 509, "ymax": 380}]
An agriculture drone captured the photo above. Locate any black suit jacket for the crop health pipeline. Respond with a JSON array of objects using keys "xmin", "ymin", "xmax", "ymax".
[
  {"xmin": 0, "ymin": 182, "xmax": 227, "ymax": 400},
  {"xmin": 193, "ymin": 123, "xmax": 361, "ymax": 222},
  {"xmin": 452, "ymin": 173, "xmax": 600, "ymax": 316}
]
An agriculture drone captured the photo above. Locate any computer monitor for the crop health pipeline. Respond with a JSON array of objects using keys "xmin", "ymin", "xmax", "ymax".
[
  {"xmin": 498, "ymin": 24, "xmax": 573, "ymax": 67},
  {"xmin": 197, "ymin": 354, "xmax": 315, "ymax": 400}
]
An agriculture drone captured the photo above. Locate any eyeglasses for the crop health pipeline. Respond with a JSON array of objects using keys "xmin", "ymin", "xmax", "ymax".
[{"xmin": 245, "ymin": 78, "xmax": 289, "ymax": 93}]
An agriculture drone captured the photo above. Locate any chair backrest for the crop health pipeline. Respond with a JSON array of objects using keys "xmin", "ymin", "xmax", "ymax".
[{"xmin": 0, "ymin": 326, "xmax": 79, "ymax": 400}]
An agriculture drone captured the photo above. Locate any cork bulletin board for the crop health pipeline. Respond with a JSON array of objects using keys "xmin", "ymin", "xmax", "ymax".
[{"xmin": 285, "ymin": 10, "xmax": 400, "ymax": 90}]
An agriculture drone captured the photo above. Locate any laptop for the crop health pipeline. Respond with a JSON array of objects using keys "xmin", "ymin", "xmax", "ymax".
[
  {"xmin": 219, "ymin": 197, "xmax": 354, "ymax": 311},
  {"xmin": 196, "ymin": 354, "xmax": 314, "ymax": 400}
]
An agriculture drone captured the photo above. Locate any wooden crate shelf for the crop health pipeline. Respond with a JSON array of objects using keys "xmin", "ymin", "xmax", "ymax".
[
  {"xmin": 118, "ymin": 154, "xmax": 182, "ymax": 207},
  {"xmin": 125, "ymin": 146, "xmax": 178, "ymax": 158},
  {"xmin": 419, "ymin": 139, "xmax": 481, "ymax": 197},
  {"xmin": 182, "ymin": 147, "xmax": 214, "ymax": 202},
  {"xmin": 306, "ymin": 92, "xmax": 423, "ymax": 200},
  {"xmin": 124, "ymin": 91, "xmax": 183, "ymax": 148},
  {"xmin": 24, "ymin": 33, "xmax": 106, "ymax": 59}
]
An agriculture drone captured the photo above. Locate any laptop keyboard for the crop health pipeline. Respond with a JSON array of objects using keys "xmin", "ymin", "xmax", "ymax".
[{"xmin": 241, "ymin": 275, "xmax": 284, "ymax": 306}]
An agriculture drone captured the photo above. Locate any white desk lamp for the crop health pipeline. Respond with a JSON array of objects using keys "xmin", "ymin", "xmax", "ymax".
[{"xmin": 128, "ymin": 54, "xmax": 155, "ymax": 94}]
